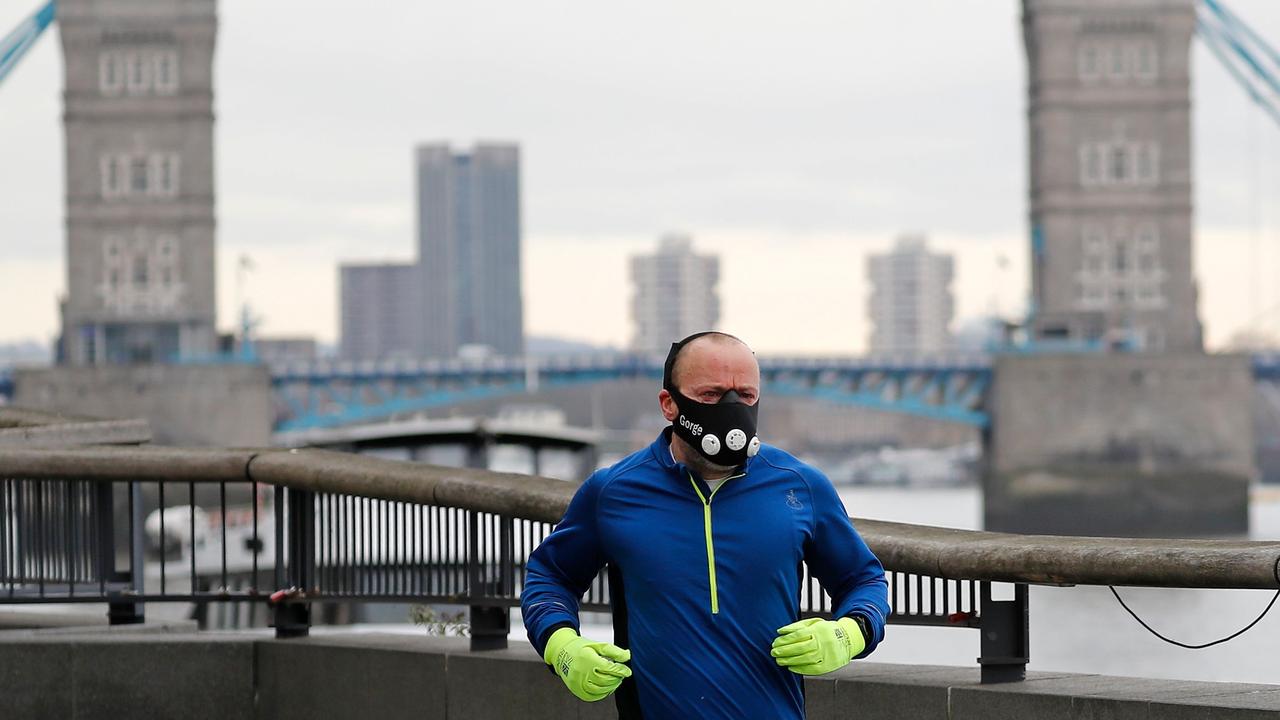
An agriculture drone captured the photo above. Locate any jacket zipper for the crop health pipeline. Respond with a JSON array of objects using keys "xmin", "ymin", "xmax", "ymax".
[{"xmin": 687, "ymin": 471, "xmax": 743, "ymax": 615}]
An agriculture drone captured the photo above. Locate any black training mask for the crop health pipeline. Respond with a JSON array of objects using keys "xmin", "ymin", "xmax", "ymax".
[{"xmin": 663, "ymin": 332, "xmax": 761, "ymax": 467}]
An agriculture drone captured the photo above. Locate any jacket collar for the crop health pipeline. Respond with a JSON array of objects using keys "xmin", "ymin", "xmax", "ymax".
[{"xmin": 651, "ymin": 427, "xmax": 753, "ymax": 480}]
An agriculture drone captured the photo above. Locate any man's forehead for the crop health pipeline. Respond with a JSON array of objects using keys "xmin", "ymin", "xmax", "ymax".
[{"xmin": 679, "ymin": 338, "xmax": 759, "ymax": 380}]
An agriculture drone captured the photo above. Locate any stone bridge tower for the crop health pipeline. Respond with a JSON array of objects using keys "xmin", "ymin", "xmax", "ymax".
[
  {"xmin": 1023, "ymin": 0, "xmax": 1202, "ymax": 351},
  {"xmin": 57, "ymin": 0, "xmax": 217, "ymax": 365}
]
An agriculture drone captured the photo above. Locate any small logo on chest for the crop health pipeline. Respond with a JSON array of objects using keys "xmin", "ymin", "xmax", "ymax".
[{"xmin": 785, "ymin": 489, "xmax": 803, "ymax": 510}]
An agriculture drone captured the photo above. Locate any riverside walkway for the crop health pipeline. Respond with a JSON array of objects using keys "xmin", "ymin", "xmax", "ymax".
[{"xmin": 1, "ymin": 407, "xmax": 1278, "ymax": 718}]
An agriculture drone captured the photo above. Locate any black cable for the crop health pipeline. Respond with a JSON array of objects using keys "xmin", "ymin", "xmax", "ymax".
[{"xmin": 1109, "ymin": 586, "xmax": 1280, "ymax": 650}]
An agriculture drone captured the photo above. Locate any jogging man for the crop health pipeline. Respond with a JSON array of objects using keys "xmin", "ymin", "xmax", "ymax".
[{"xmin": 521, "ymin": 331, "xmax": 889, "ymax": 718}]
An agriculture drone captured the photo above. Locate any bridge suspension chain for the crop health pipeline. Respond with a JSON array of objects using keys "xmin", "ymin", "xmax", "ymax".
[{"xmin": 0, "ymin": 1, "xmax": 55, "ymax": 89}]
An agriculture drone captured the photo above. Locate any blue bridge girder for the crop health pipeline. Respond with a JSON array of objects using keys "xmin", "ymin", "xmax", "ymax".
[
  {"xmin": 1251, "ymin": 353, "xmax": 1280, "ymax": 381},
  {"xmin": 269, "ymin": 354, "xmax": 996, "ymax": 432}
]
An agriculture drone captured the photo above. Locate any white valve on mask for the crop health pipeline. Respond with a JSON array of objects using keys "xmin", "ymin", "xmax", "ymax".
[
  {"xmin": 701, "ymin": 434, "xmax": 721, "ymax": 456},
  {"xmin": 725, "ymin": 429, "xmax": 747, "ymax": 451}
]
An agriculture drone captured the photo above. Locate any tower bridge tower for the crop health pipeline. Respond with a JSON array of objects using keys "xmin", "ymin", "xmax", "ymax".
[
  {"xmin": 57, "ymin": 0, "xmax": 217, "ymax": 365},
  {"xmin": 1023, "ymin": 0, "xmax": 1202, "ymax": 350}
]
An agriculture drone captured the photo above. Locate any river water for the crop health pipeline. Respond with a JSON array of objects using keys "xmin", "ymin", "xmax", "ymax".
[{"xmin": 834, "ymin": 484, "xmax": 1280, "ymax": 685}]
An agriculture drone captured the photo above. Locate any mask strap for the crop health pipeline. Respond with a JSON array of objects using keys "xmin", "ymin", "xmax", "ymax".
[{"xmin": 662, "ymin": 331, "xmax": 717, "ymax": 392}]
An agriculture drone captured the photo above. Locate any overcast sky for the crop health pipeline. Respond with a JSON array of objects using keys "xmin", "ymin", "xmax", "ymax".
[{"xmin": 1, "ymin": 0, "xmax": 1278, "ymax": 354}]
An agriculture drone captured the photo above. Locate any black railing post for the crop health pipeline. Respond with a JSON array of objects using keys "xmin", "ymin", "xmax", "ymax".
[
  {"xmin": 273, "ymin": 487, "xmax": 314, "ymax": 638},
  {"xmin": 978, "ymin": 581, "xmax": 1029, "ymax": 683},
  {"xmin": 99, "ymin": 482, "xmax": 143, "ymax": 625},
  {"xmin": 468, "ymin": 509, "xmax": 510, "ymax": 651}
]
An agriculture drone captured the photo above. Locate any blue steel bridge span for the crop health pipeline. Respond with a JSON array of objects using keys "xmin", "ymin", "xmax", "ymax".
[
  {"xmin": 265, "ymin": 351, "xmax": 1280, "ymax": 431},
  {"xmin": 268, "ymin": 353, "xmax": 994, "ymax": 432}
]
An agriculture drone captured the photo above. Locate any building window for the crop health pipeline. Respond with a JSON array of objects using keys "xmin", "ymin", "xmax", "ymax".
[
  {"xmin": 1083, "ymin": 225, "xmax": 1106, "ymax": 273},
  {"xmin": 1078, "ymin": 42, "xmax": 1100, "ymax": 81},
  {"xmin": 99, "ymin": 152, "xmax": 180, "ymax": 199},
  {"xmin": 100, "ymin": 156, "xmax": 122, "ymax": 197},
  {"xmin": 100, "ymin": 232, "xmax": 183, "ymax": 315},
  {"xmin": 1108, "ymin": 44, "xmax": 1127, "ymax": 79},
  {"xmin": 1135, "ymin": 224, "xmax": 1160, "ymax": 275},
  {"xmin": 1110, "ymin": 144, "xmax": 1129, "ymax": 183},
  {"xmin": 133, "ymin": 254, "xmax": 149, "ymax": 288},
  {"xmin": 1080, "ymin": 141, "xmax": 1157, "ymax": 188},
  {"xmin": 130, "ymin": 156, "xmax": 149, "ymax": 193},
  {"xmin": 1112, "ymin": 238, "xmax": 1129, "ymax": 274},
  {"xmin": 1133, "ymin": 41, "xmax": 1158, "ymax": 81},
  {"xmin": 1079, "ymin": 37, "xmax": 1156, "ymax": 85},
  {"xmin": 101, "ymin": 48, "xmax": 180, "ymax": 96},
  {"xmin": 125, "ymin": 52, "xmax": 151, "ymax": 94},
  {"xmin": 99, "ymin": 53, "xmax": 123, "ymax": 95},
  {"xmin": 1077, "ymin": 226, "xmax": 1109, "ymax": 309},
  {"xmin": 153, "ymin": 51, "xmax": 179, "ymax": 94},
  {"xmin": 149, "ymin": 154, "xmax": 179, "ymax": 196}
]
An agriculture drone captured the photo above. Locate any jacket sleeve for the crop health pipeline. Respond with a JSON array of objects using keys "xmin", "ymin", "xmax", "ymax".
[
  {"xmin": 802, "ymin": 469, "xmax": 890, "ymax": 658},
  {"xmin": 521, "ymin": 471, "xmax": 608, "ymax": 658}
]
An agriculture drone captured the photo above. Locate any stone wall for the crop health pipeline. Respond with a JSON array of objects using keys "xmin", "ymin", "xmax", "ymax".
[
  {"xmin": 13, "ymin": 363, "xmax": 272, "ymax": 446},
  {"xmin": 986, "ymin": 353, "xmax": 1255, "ymax": 536},
  {"xmin": 0, "ymin": 630, "xmax": 1277, "ymax": 719}
]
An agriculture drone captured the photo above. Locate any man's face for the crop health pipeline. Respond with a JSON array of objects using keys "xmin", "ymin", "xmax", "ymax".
[{"xmin": 660, "ymin": 338, "xmax": 761, "ymax": 422}]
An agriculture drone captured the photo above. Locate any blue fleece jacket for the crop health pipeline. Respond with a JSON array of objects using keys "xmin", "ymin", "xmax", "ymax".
[{"xmin": 521, "ymin": 429, "xmax": 889, "ymax": 719}]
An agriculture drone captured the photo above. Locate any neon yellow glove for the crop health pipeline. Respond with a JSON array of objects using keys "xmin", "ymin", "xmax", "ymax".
[
  {"xmin": 543, "ymin": 627, "xmax": 632, "ymax": 702},
  {"xmin": 770, "ymin": 617, "xmax": 865, "ymax": 676}
]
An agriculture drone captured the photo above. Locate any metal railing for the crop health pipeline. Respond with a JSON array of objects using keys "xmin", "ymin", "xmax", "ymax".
[{"xmin": 3, "ymin": 438, "xmax": 1279, "ymax": 683}]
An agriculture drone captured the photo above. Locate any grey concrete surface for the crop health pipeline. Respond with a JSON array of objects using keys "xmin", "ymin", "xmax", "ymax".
[
  {"xmin": 0, "ymin": 633, "xmax": 256, "ymax": 719},
  {"xmin": 986, "ymin": 353, "xmax": 1256, "ymax": 537},
  {"xmin": 0, "ymin": 629, "xmax": 1276, "ymax": 718},
  {"xmin": 256, "ymin": 633, "xmax": 448, "ymax": 720},
  {"xmin": 13, "ymin": 364, "xmax": 272, "ymax": 446}
]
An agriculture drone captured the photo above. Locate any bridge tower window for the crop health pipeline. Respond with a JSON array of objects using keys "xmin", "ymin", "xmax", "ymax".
[
  {"xmin": 1108, "ymin": 44, "xmax": 1127, "ymax": 79},
  {"xmin": 98, "ymin": 48, "xmax": 180, "ymax": 96},
  {"xmin": 1110, "ymin": 144, "xmax": 1129, "ymax": 183},
  {"xmin": 133, "ymin": 253, "xmax": 149, "ymax": 288},
  {"xmin": 100, "ymin": 155, "xmax": 122, "ymax": 197},
  {"xmin": 125, "ymin": 51, "xmax": 150, "ymax": 94},
  {"xmin": 153, "ymin": 51, "xmax": 179, "ymax": 94},
  {"xmin": 1079, "ymin": 42, "xmax": 1100, "ymax": 81},
  {"xmin": 98, "ymin": 52, "xmax": 122, "ymax": 95},
  {"xmin": 99, "ymin": 153, "xmax": 181, "ymax": 199},
  {"xmin": 1133, "ymin": 41, "xmax": 1158, "ymax": 81},
  {"xmin": 130, "ymin": 156, "xmax": 149, "ymax": 193}
]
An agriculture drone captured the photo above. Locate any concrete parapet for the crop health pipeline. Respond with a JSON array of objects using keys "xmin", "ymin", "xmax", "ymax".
[
  {"xmin": 13, "ymin": 364, "xmax": 272, "ymax": 446},
  {"xmin": 986, "ymin": 353, "xmax": 1256, "ymax": 537},
  {"xmin": 256, "ymin": 634, "xmax": 449, "ymax": 719},
  {"xmin": 0, "ymin": 633, "xmax": 256, "ymax": 720},
  {"xmin": 1, "ymin": 630, "xmax": 1277, "ymax": 718}
]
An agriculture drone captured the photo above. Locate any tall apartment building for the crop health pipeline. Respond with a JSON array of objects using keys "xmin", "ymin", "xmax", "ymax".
[
  {"xmin": 1023, "ymin": 0, "xmax": 1202, "ymax": 350},
  {"xmin": 57, "ymin": 0, "xmax": 218, "ymax": 365},
  {"xmin": 338, "ymin": 263, "xmax": 421, "ymax": 360},
  {"xmin": 867, "ymin": 235, "xmax": 955, "ymax": 355},
  {"xmin": 416, "ymin": 143, "xmax": 523, "ymax": 358},
  {"xmin": 630, "ymin": 234, "xmax": 721, "ymax": 353}
]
